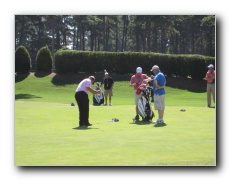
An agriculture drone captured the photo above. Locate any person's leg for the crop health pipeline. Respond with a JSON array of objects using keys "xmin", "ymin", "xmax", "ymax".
[
  {"xmin": 104, "ymin": 90, "xmax": 108, "ymax": 105},
  {"xmin": 207, "ymin": 84, "xmax": 211, "ymax": 107},
  {"xmin": 81, "ymin": 93, "xmax": 90, "ymax": 126},
  {"xmin": 159, "ymin": 95, "xmax": 165, "ymax": 120},
  {"xmin": 211, "ymin": 84, "xmax": 215, "ymax": 104},
  {"xmin": 75, "ymin": 92, "xmax": 84, "ymax": 126},
  {"xmin": 105, "ymin": 96, "xmax": 108, "ymax": 105},
  {"xmin": 154, "ymin": 94, "xmax": 165, "ymax": 123},
  {"xmin": 136, "ymin": 105, "xmax": 138, "ymax": 116},
  {"xmin": 133, "ymin": 91, "xmax": 140, "ymax": 120},
  {"xmin": 85, "ymin": 97, "xmax": 90, "ymax": 125},
  {"xmin": 109, "ymin": 89, "xmax": 113, "ymax": 105},
  {"xmin": 159, "ymin": 110, "xmax": 164, "ymax": 119},
  {"xmin": 154, "ymin": 94, "xmax": 158, "ymax": 113},
  {"xmin": 109, "ymin": 96, "xmax": 112, "ymax": 105}
]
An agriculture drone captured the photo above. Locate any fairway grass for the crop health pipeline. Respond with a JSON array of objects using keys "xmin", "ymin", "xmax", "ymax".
[
  {"xmin": 15, "ymin": 101, "xmax": 215, "ymax": 166},
  {"xmin": 15, "ymin": 73, "xmax": 216, "ymax": 166}
]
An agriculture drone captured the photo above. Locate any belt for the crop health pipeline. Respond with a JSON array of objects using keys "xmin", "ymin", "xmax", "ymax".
[{"xmin": 207, "ymin": 83, "xmax": 215, "ymax": 84}]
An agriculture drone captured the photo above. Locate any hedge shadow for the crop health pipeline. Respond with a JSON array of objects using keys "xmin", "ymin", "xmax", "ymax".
[
  {"xmin": 166, "ymin": 77, "xmax": 206, "ymax": 93},
  {"xmin": 15, "ymin": 93, "xmax": 42, "ymax": 100},
  {"xmin": 34, "ymin": 71, "xmax": 52, "ymax": 78},
  {"xmin": 15, "ymin": 72, "xmax": 30, "ymax": 83}
]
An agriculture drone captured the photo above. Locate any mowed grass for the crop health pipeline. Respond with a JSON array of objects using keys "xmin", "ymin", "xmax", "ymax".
[{"xmin": 15, "ymin": 73, "xmax": 216, "ymax": 166}]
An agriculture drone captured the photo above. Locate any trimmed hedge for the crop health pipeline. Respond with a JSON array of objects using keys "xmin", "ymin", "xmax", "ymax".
[
  {"xmin": 54, "ymin": 50, "xmax": 215, "ymax": 80},
  {"xmin": 36, "ymin": 46, "xmax": 53, "ymax": 72},
  {"xmin": 15, "ymin": 45, "xmax": 31, "ymax": 73}
]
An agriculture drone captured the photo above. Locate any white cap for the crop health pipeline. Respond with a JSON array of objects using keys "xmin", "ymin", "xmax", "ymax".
[
  {"xmin": 105, "ymin": 72, "xmax": 109, "ymax": 75},
  {"xmin": 89, "ymin": 76, "xmax": 95, "ymax": 80},
  {"xmin": 150, "ymin": 65, "xmax": 159, "ymax": 71},
  {"xmin": 89, "ymin": 76, "xmax": 95, "ymax": 84},
  {"xmin": 207, "ymin": 64, "xmax": 214, "ymax": 69},
  {"xmin": 136, "ymin": 67, "xmax": 142, "ymax": 73}
]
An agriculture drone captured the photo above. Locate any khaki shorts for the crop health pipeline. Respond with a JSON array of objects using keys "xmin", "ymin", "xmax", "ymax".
[
  {"xmin": 104, "ymin": 89, "xmax": 113, "ymax": 97},
  {"xmin": 154, "ymin": 94, "xmax": 165, "ymax": 110},
  {"xmin": 134, "ymin": 90, "xmax": 141, "ymax": 105}
]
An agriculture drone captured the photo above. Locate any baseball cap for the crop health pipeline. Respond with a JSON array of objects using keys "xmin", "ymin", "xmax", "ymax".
[
  {"xmin": 89, "ymin": 76, "xmax": 95, "ymax": 80},
  {"xmin": 207, "ymin": 64, "xmax": 214, "ymax": 69},
  {"xmin": 136, "ymin": 67, "xmax": 142, "ymax": 73},
  {"xmin": 150, "ymin": 65, "xmax": 159, "ymax": 71},
  {"xmin": 89, "ymin": 76, "xmax": 95, "ymax": 84},
  {"xmin": 105, "ymin": 72, "xmax": 109, "ymax": 75}
]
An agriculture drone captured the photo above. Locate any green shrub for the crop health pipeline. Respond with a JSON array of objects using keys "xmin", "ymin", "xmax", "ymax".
[
  {"xmin": 54, "ymin": 50, "xmax": 215, "ymax": 80},
  {"xmin": 15, "ymin": 45, "xmax": 31, "ymax": 73},
  {"xmin": 36, "ymin": 46, "xmax": 53, "ymax": 72}
]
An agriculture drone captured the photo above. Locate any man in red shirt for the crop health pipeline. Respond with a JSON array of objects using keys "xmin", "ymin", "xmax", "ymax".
[
  {"xmin": 203, "ymin": 64, "xmax": 215, "ymax": 108},
  {"xmin": 130, "ymin": 67, "xmax": 151, "ymax": 120}
]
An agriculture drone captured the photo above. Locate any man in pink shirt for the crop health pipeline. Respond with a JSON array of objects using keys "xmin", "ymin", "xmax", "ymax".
[
  {"xmin": 130, "ymin": 67, "xmax": 151, "ymax": 120},
  {"xmin": 75, "ymin": 76, "xmax": 101, "ymax": 127},
  {"xmin": 203, "ymin": 64, "xmax": 215, "ymax": 107}
]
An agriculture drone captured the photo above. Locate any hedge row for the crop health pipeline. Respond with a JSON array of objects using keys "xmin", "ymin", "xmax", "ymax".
[{"xmin": 54, "ymin": 50, "xmax": 215, "ymax": 80}]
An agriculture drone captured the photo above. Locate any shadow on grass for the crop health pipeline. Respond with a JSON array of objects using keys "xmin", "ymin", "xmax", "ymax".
[
  {"xmin": 166, "ymin": 77, "xmax": 206, "ymax": 93},
  {"xmin": 15, "ymin": 93, "xmax": 42, "ymax": 100},
  {"xmin": 51, "ymin": 73, "xmax": 132, "ymax": 86},
  {"xmin": 15, "ymin": 72, "xmax": 30, "ymax": 83},
  {"xmin": 51, "ymin": 73, "xmax": 206, "ymax": 93},
  {"xmin": 51, "ymin": 74, "xmax": 82, "ymax": 86},
  {"xmin": 130, "ymin": 120, "xmax": 152, "ymax": 125},
  {"xmin": 208, "ymin": 106, "xmax": 215, "ymax": 108},
  {"xmin": 153, "ymin": 123, "xmax": 167, "ymax": 128},
  {"xmin": 34, "ymin": 72, "xmax": 52, "ymax": 78},
  {"xmin": 72, "ymin": 127, "xmax": 99, "ymax": 130}
]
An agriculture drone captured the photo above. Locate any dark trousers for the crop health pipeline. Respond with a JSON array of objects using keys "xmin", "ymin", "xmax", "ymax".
[{"xmin": 75, "ymin": 91, "xmax": 89, "ymax": 126}]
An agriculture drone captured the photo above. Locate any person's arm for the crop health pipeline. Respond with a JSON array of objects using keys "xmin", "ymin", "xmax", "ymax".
[
  {"xmin": 203, "ymin": 72, "xmax": 215, "ymax": 81},
  {"xmin": 154, "ymin": 80, "xmax": 165, "ymax": 90},
  {"xmin": 111, "ymin": 82, "xmax": 114, "ymax": 89},
  {"xmin": 110, "ymin": 78, "xmax": 114, "ymax": 89},
  {"xmin": 130, "ymin": 82, "xmax": 136, "ymax": 87},
  {"xmin": 86, "ymin": 87, "xmax": 101, "ymax": 94},
  {"xmin": 100, "ymin": 79, "xmax": 104, "ymax": 87},
  {"xmin": 204, "ymin": 75, "xmax": 215, "ymax": 80},
  {"xmin": 146, "ymin": 77, "xmax": 153, "ymax": 83},
  {"xmin": 204, "ymin": 77, "xmax": 214, "ymax": 80},
  {"xmin": 129, "ymin": 77, "xmax": 136, "ymax": 87},
  {"xmin": 154, "ymin": 80, "xmax": 159, "ymax": 89}
]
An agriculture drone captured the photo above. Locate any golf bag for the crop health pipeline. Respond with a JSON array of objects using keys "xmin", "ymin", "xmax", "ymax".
[
  {"xmin": 137, "ymin": 85, "xmax": 154, "ymax": 121},
  {"xmin": 93, "ymin": 82, "xmax": 104, "ymax": 106}
]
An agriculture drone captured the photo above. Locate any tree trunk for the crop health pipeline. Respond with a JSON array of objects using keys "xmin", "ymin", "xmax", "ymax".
[
  {"xmin": 90, "ymin": 26, "xmax": 94, "ymax": 51},
  {"xmin": 103, "ymin": 16, "xmax": 106, "ymax": 51},
  {"xmin": 73, "ymin": 25, "xmax": 76, "ymax": 50},
  {"xmin": 19, "ymin": 15, "xmax": 25, "ymax": 46},
  {"xmin": 51, "ymin": 19, "xmax": 55, "ymax": 59},
  {"xmin": 115, "ymin": 22, "xmax": 118, "ymax": 52},
  {"xmin": 82, "ymin": 25, "xmax": 85, "ymax": 51}
]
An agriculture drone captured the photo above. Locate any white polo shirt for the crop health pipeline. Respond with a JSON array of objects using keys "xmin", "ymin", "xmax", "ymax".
[{"xmin": 76, "ymin": 78, "xmax": 91, "ymax": 94}]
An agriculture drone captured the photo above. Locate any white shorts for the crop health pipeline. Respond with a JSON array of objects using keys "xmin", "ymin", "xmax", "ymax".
[
  {"xmin": 134, "ymin": 90, "xmax": 141, "ymax": 105},
  {"xmin": 154, "ymin": 94, "xmax": 165, "ymax": 110}
]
